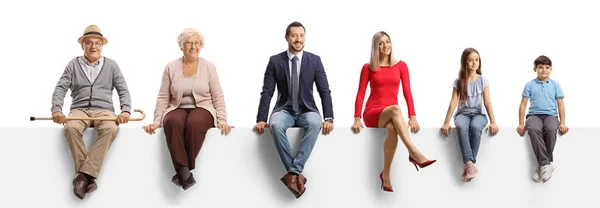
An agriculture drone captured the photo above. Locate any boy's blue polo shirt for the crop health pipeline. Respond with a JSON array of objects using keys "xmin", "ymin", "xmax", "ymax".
[{"xmin": 522, "ymin": 78, "xmax": 564, "ymax": 116}]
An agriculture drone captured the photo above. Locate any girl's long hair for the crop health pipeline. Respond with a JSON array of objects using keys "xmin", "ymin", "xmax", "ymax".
[{"xmin": 457, "ymin": 48, "xmax": 482, "ymax": 104}]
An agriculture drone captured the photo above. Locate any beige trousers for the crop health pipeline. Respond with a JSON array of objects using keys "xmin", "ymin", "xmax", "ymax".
[{"xmin": 64, "ymin": 109, "xmax": 118, "ymax": 178}]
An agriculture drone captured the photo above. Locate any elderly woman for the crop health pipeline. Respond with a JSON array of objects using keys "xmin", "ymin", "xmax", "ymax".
[{"xmin": 143, "ymin": 28, "xmax": 233, "ymax": 190}]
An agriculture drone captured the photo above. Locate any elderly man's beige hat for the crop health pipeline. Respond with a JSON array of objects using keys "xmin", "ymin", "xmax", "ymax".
[{"xmin": 77, "ymin": 24, "xmax": 108, "ymax": 45}]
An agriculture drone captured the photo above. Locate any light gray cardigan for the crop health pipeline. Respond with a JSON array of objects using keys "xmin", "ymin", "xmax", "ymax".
[{"xmin": 51, "ymin": 56, "xmax": 131, "ymax": 113}]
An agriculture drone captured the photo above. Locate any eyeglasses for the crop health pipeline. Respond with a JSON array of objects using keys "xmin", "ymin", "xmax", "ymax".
[
  {"xmin": 184, "ymin": 42, "xmax": 202, "ymax": 47},
  {"xmin": 84, "ymin": 41, "xmax": 103, "ymax": 47}
]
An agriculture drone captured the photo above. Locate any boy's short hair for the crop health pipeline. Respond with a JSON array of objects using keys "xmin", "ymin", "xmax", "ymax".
[{"xmin": 534, "ymin": 55, "xmax": 552, "ymax": 67}]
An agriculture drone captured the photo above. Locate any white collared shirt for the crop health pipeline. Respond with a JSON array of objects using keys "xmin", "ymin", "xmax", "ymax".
[
  {"xmin": 286, "ymin": 50, "xmax": 303, "ymax": 86},
  {"xmin": 77, "ymin": 56, "xmax": 105, "ymax": 83}
]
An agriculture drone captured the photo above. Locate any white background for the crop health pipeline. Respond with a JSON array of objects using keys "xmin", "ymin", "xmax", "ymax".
[{"xmin": 1, "ymin": 0, "xmax": 598, "ymax": 128}]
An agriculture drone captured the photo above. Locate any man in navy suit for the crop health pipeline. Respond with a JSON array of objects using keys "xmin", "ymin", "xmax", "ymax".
[{"xmin": 253, "ymin": 21, "xmax": 334, "ymax": 198}]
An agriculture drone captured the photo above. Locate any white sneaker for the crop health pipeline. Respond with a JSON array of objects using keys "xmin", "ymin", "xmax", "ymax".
[
  {"xmin": 540, "ymin": 164, "xmax": 554, "ymax": 183},
  {"xmin": 532, "ymin": 167, "xmax": 542, "ymax": 183}
]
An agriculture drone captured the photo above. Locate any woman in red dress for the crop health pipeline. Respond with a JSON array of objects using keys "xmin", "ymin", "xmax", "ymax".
[{"xmin": 352, "ymin": 31, "xmax": 436, "ymax": 192}]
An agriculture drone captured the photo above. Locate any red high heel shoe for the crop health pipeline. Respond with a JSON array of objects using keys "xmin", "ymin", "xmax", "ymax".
[
  {"xmin": 379, "ymin": 172, "xmax": 393, "ymax": 192},
  {"xmin": 408, "ymin": 156, "xmax": 436, "ymax": 171}
]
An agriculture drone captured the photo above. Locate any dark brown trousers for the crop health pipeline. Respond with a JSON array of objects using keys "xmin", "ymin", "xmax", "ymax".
[{"xmin": 163, "ymin": 108, "xmax": 215, "ymax": 171}]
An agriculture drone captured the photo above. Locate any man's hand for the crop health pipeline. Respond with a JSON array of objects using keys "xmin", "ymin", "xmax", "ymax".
[
  {"xmin": 116, "ymin": 112, "xmax": 130, "ymax": 124},
  {"xmin": 52, "ymin": 112, "xmax": 67, "ymax": 125},
  {"xmin": 217, "ymin": 123, "xmax": 235, "ymax": 135},
  {"xmin": 253, "ymin": 122, "xmax": 269, "ymax": 135},
  {"xmin": 322, "ymin": 121, "xmax": 334, "ymax": 135}
]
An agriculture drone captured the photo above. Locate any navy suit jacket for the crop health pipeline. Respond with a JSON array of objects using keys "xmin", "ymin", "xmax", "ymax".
[{"xmin": 256, "ymin": 51, "xmax": 334, "ymax": 123}]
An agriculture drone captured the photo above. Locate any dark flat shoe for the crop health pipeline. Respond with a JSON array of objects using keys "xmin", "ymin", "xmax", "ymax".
[
  {"xmin": 181, "ymin": 173, "xmax": 196, "ymax": 191},
  {"xmin": 171, "ymin": 174, "xmax": 182, "ymax": 187}
]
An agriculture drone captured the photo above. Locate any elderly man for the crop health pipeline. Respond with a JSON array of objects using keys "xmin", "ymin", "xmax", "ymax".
[{"xmin": 51, "ymin": 24, "xmax": 132, "ymax": 200}]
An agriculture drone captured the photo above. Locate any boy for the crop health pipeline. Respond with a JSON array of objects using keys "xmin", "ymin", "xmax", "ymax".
[{"xmin": 517, "ymin": 55, "xmax": 569, "ymax": 183}]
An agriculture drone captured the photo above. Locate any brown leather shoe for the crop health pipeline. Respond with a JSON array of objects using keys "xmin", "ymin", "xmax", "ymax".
[
  {"xmin": 73, "ymin": 180, "xmax": 88, "ymax": 199},
  {"xmin": 297, "ymin": 174, "xmax": 307, "ymax": 185},
  {"xmin": 73, "ymin": 177, "xmax": 97, "ymax": 193},
  {"xmin": 296, "ymin": 174, "xmax": 306, "ymax": 196},
  {"xmin": 280, "ymin": 173, "xmax": 300, "ymax": 197},
  {"xmin": 86, "ymin": 181, "xmax": 98, "ymax": 193}
]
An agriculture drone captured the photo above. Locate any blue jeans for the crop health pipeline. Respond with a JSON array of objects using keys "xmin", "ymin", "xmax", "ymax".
[
  {"xmin": 269, "ymin": 108, "xmax": 322, "ymax": 175},
  {"xmin": 454, "ymin": 113, "xmax": 488, "ymax": 164}
]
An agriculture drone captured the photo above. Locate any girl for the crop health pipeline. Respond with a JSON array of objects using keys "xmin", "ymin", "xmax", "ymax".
[{"xmin": 440, "ymin": 48, "xmax": 499, "ymax": 182}]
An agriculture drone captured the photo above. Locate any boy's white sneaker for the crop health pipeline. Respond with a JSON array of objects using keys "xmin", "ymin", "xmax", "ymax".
[
  {"xmin": 541, "ymin": 164, "xmax": 554, "ymax": 183},
  {"xmin": 532, "ymin": 166, "xmax": 542, "ymax": 183}
]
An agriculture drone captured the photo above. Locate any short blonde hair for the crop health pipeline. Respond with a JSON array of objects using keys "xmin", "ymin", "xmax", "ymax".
[
  {"xmin": 177, "ymin": 28, "xmax": 204, "ymax": 49},
  {"xmin": 368, "ymin": 31, "xmax": 398, "ymax": 71}
]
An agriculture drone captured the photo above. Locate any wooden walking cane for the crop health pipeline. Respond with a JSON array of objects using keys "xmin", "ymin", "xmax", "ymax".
[{"xmin": 29, "ymin": 109, "xmax": 146, "ymax": 121}]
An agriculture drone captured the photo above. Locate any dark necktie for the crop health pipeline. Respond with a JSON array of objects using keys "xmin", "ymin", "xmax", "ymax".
[{"xmin": 291, "ymin": 56, "xmax": 299, "ymax": 112}]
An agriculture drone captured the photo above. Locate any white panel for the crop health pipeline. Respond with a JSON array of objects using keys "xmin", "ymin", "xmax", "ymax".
[{"xmin": 0, "ymin": 127, "xmax": 595, "ymax": 207}]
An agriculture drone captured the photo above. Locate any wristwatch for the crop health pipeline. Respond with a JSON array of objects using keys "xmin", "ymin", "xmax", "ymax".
[{"xmin": 324, "ymin": 118, "xmax": 334, "ymax": 123}]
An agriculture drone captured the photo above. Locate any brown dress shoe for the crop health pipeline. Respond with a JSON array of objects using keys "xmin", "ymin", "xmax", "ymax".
[
  {"xmin": 73, "ymin": 180, "xmax": 88, "ymax": 199},
  {"xmin": 296, "ymin": 174, "xmax": 307, "ymax": 197},
  {"xmin": 86, "ymin": 180, "xmax": 98, "ymax": 193},
  {"xmin": 280, "ymin": 173, "xmax": 300, "ymax": 197},
  {"xmin": 73, "ymin": 177, "xmax": 98, "ymax": 193}
]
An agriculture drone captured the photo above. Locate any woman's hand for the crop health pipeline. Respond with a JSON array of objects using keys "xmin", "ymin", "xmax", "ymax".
[
  {"xmin": 408, "ymin": 116, "xmax": 420, "ymax": 133},
  {"xmin": 351, "ymin": 119, "xmax": 364, "ymax": 134},
  {"xmin": 142, "ymin": 123, "xmax": 160, "ymax": 135},
  {"xmin": 217, "ymin": 123, "xmax": 235, "ymax": 135}
]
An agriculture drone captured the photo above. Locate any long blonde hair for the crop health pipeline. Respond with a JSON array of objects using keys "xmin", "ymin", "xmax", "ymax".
[{"xmin": 368, "ymin": 31, "xmax": 398, "ymax": 71}]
